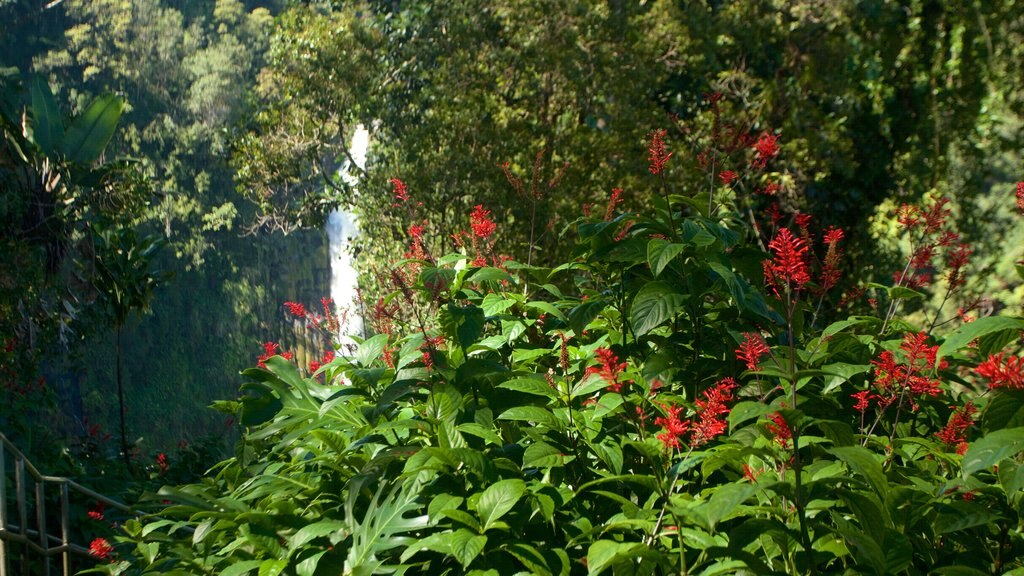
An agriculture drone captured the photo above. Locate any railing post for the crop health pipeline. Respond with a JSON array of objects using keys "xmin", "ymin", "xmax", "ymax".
[
  {"xmin": 60, "ymin": 483, "xmax": 69, "ymax": 576},
  {"xmin": 15, "ymin": 457, "xmax": 26, "ymax": 576},
  {"xmin": 36, "ymin": 479, "xmax": 49, "ymax": 576},
  {"xmin": 1, "ymin": 439, "xmax": 7, "ymax": 576}
]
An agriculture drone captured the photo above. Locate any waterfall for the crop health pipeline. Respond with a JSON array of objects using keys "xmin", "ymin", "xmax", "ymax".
[{"xmin": 327, "ymin": 125, "xmax": 369, "ymax": 338}]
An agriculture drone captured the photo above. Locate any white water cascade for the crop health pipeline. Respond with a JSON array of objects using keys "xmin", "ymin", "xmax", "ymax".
[{"xmin": 326, "ymin": 125, "xmax": 369, "ymax": 339}]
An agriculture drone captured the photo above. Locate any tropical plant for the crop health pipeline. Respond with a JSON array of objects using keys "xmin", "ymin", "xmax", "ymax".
[{"xmin": 87, "ymin": 126, "xmax": 1024, "ymax": 575}]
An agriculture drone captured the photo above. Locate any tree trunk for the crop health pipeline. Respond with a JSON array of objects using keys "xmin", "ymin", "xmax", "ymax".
[{"xmin": 116, "ymin": 325, "xmax": 130, "ymax": 470}]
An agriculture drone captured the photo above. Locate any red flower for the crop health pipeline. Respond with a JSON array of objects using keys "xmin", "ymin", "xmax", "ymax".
[
  {"xmin": 922, "ymin": 196, "xmax": 951, "ymax": 234},
  {"xmin": 976, "ymin": 353, "xmax": 1024, "ymax": 389},
  {"xmin": 156, "ymin": 452, "xmax": 168, "ymax": 474},
  {"xmin": 390, "ymin": 178, "xmax": 409, "ymax": 203},
  {"xmin": 742, "ymin": 463, "xmax": 763, "ymax": 482},
  {"xmin": 765, "ymin": 412, "xmax": 791, "ymax": 448},
  {"xmin": 655, "ymin": 403, "xmax": 690, "ymax": 450},
  {"xmin": 1016, "ymin": 182, "xmax": 1024, "ymax": 215},
  {"xmin": 823, "ymin": 227, "xmax": 845, "ymax": 246},
  {"xmin": 896, "ymin": 204, "xmax": 920, "ymax": 230},
  {"xmin": 935, "ymin": 402, "xmax": 976, "ymax": 449},
  {"xmin": 470, "ymin": 205, "xmax": 497, "ymax": 239},
  {"xmin": 690, "ymin": 378, "xmax": 737, "ymax": 447},
  {"xmin": 870, "ymin": 332, "xmax": 944, "ymax": 406},
  {"xmin": 944, "ymin": 243, "xmax": 972, "ymax": 289},
  {"xmin": 87, "ymin": 501, "xmax": 105, "ymax": 521},
  {"xmin": 257, "ymin": 342, "xmax": 292, "ymax": 368},
  {"xmin": 89, "ymin": 538, "xmax": 114, "ymax": 561},
  {"xmin": 590, "ymin": 347, "xmax": 629, "ymax": 392},
  {"xmin": 751, "ymin": 132, "xmax": 780, "ymax": 168},
  {"xmin": 284, "ymin": 301, "xmax": 307, "ymax": 319},
  {"xmin": 647, "ymin": 129, "xmax": 673, "ymax": 175},
  {"xmin": 765, "ymin": 228, "xmax": 811, "ymax": 289},
  {"xmin": 718, "ymin": 170, "xmax": 738, "ymax": 185},
  {"xmin": 736, "ymin": 332, "xmax": 770, "ymax": 371},
  {"xmin": 851, "ymin": 390, "xmax": 872, "ymax": 413},
  {"xmin": 605, "ymin": 188, "xmax": 624, "ymax": 221}
]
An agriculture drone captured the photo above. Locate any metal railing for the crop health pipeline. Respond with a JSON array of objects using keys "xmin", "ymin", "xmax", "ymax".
[{"xmin": 0, "ymin": 432, "xmax": 133, "ymax": 576}]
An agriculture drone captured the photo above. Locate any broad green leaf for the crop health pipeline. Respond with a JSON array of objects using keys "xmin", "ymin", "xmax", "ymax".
[
  {"xmin": 962, "ymin": 427, "xmax": 1024, "ymax": 477},
  {"xmin": 296, "ymin": 550, "xmax": 329, "ymax": 576},
  {"xmin": 821, "ymin": 316, "xmax": 881, "ymax": 339},
  {"xmin": 982, "ymin": 389, "xmax": 1024, "ymax": 433},
  {"xmin": 586, "ymin": 540, "xmax": 646, "ymax": 575},
  {"xmin": 481, "ymin": 293, "xmax": 515, "ymax": 316},
  {"xmin": 569, "ymin": 298, "xmax": 607, "ymax": 335},
  {"xmin": 497, "ymin": 377, "xmax": 557, "ymax": 398},
  {"xmin": 935, "ymin": 501, "xmax": 999, "ymax": 534},
  {"xmin": 475, "ymin": 479, "xmax": 526, "ymax": 531},
  {"xmin": 289, "ymin": 521, "xmax": 348, "ymax": 550},
  {"xmin": 729, "ymin": 401, "xmax": 775, "ymax": 432},
  {"xmin": 468, "ymin": 266, "xmax": 514, "ymax": 283},
  {"xmin": 59, "ymin": 94, "xmax": 123, "ymax": 165},
  {"xmin": 449, "ymin": 529, "xmax": 488, "ymax": 567},
  {"xmin": 29, "ymin": 75, "xmax": 63, "ymax": 155},
  {"xmin": 355, "ymin": 334, "xmax": 389, "ymax": 367},
  {"xmin": 931, "ymin": 568, "xmax": 994, "ymax": 576},
  {"xmin": 523, "ymin": 441, "xmax": 565, "ymax": 469},
  {"xmin": 704, "ymin": 482, "xmax": 756, "ymax": 530},
  {"xmin": 630, "ymin": 281, "xmax": 685, "ymax": 336},
  {"xmin": 830, "ymin": 446, "xmax": 888, "ymax": 498},
  {"xmin": 498, "ymin": 406, "xmax": 560, "ymax": 428},
  {"xmin": 708, "ymin": 262, "xmax": 747, "ymax": 309},
  {"xmin": 647, "ymin": 239, "xmax": 686, "ymax": 277},
  {"xmin": 937, "ymin": 316, "xmax": 1024, "ymax": 362},
  {"xmin": 525, "ymin": 300, "xmax": 567, "ymax": 321},
  {"xmin": 220, "ymin": 561, "xmax": 263, "ymax": 576},
  {"xmin": 258, "ymin": 559, "xmax": 287, "ymax": 576}
]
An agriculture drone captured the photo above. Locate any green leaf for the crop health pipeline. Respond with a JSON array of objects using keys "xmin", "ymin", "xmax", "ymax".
[
  {"xmin": 962, "ymin": 427, "xmax": 1024, "ymax": 477},
  {"xmin": 982, "ymin": 389, "xmax": 1024, "ymax": 433},
  {"xmin": 523, "ymin": 442, "xmax": 565, "ymax": 469},
  {"xmin": 937, "ymin": 316, "xmax": 1024, "ymax": 362},
  {"xmin": 498, "ymin": 406, "xmax": 560, "ymax": 428},
  {"xmin": 29, "ymin": 75, "xmax": 63, "ymax": 155},
  {"xmin": 498, "ymin": 377, "xmax": 557, "ymax": 398},
  {"xmin": 830, "ymin": 446, "xmax": 888, "ymax": 498},
  {"xmin": 708, "ymin": 262, "xmax": 747, "ymax": 309},
  {"xmin": 630, "ymin": 281, "xmax": 685, "ymax": 336},
  {"xmin": 220, "ymin": 561, "xmax": 264, "ymax": 576},
  {"xmin": 355, "ymin": 334, "xmax": 389, "ymax": 367},
  {"xmin": 258, "ymin": 559, "xmax": 287, "ymax": 576},
  {"xmin": 469, "ymin": 266, "xmax": 514, "ymax": 283},
  {"xmin": 59, "ymin": 94, "xmax": 123, "ymax": 165},
  {"xmin": 450, "ymin": 529, "xmax": 488, "ymax": 567},
  {"xmin": 525, "ymin": 300, "xmax": 567, "ymax": 322},
  {"xmin": 481, "ymin": 293, "xmax": 515, "ymax": 316},
  {"xmin": 475, "ymin": 479, "xmax": 526, "ymax": 531},
  {"xmin": 289, "ymin": 521, "xmax": 347, "ymax": 550},
  {"xmin": 569, "ymin": 299, "xmax": 607, "ymax": 335},
  {"xmin": 729, "ymin": 401, "xmax": 775, "ymax": 432},
  {"xmin": 647, "ymin": 239, "xmax": 686, "ymax": 277},
  {"xmin": 704, "ymin": 482, "xmax": 756, "ymax": 530},
  {"xmin": 586, "ymin": 540, "xmax": 646, "ymax": 576}
]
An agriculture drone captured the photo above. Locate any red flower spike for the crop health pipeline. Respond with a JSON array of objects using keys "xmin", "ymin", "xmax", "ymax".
[
  {"xmin": 647, "ymin": 129, "xmax": 673, "ymax": 175},
  {"xmin": 765, "ymin": 412, "xmax": 792, "ymax": 448},
  {"xmin": 156, "ymin": 452, "xmax": 168, "ymax": 474},
  {"xmin": 751, "ymin": 132, "xmax": 780, "ymax": 169},
  {"xmin": 87, "ymin": 501, "xmax": 105, "ymax": 521},
  {"xmin": 935, "ymin": 402, "xmax": 976, "ymax": 448},
  {"xmin": 1016, "ymin": 182, "xmax": 1024, "ymax": 215},
  {"xmin": 283, "ymin": 302, "xmax": 307, "ymax": 319},
  {"xmin": 766, "ymin": 228, "xmax": 811, "ymax": 289},
  {"xmin": 690, "ymin": 378, "xmax": 737, "ymax": 447},
  {"xmin": 719, "ymin": 170, "xmax": 738, "ymax": 185},
  {"xmin": 470, "ymin": 205, "xmax": 497, "ymax": 239},
  {"xmin": 591, "ymin": 347, "xmax": 630, "ymax": 393},
  {"xmin": 390, "ymin": 178, "xmax": 409, "ymax": 203},
  {"xmin": 922, "ymin": 196, "xmax": 951, "ymax": 234},
  {"xmin": 896, "ymin": 204, "xmax": 920, "ymax": 230},
  {"xmin": 655, "ymin": 403, "xmax": 690, "ymax": 450},
  {"xmin": 89, "ymin": 538, "xmax": 114, "ymax": 561},
  {"xmin": 977, "ymin": 353, "xmax": 1024, "ymax": 389},
  {"xmin": 605, "ymin": 188, "xmax": 624, "ymax": 221},
  {"xmin": 736, "ymin": 332, "xmax": 770, "ymax": 371},
  {"xmin": 851, "ymin": 390, "xmax": 872, "ymax": 413}
]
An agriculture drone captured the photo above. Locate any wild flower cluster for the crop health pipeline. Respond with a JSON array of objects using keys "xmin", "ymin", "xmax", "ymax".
[{"xmin": 107, "ymin": 104, "xmax": 1024, "ymax": 575}]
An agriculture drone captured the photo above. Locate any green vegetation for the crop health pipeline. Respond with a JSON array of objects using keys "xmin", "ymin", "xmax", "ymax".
[{"xmin": 1, "ymin": 1, "xmax": 1023, "ymax": 573}]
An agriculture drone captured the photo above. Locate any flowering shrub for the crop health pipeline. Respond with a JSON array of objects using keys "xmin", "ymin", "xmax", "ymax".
[{"xmin": 91, "ymin": 140, "xmax": 1024, "ymax": 575}]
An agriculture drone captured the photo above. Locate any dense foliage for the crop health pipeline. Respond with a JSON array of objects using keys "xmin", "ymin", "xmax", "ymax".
[{"xmin": 87, "ymin": 131, "xmax": 1024, "ymax": 574}]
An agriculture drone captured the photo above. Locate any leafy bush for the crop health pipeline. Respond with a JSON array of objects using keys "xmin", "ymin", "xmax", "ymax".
[{"xmin": 88, "ymin": 133, "xmax": 1024, "ymax": 575}]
